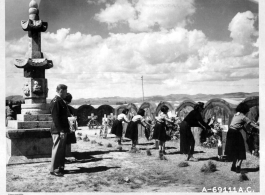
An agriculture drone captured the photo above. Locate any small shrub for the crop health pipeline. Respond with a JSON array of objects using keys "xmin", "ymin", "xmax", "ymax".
[
  {"xmin": 146, "ymin": 149, "xmax": 152, "ymax": 156},
  {"xmin": 117, "ymin": 146, "xmax": 122, "ymax": 151},
  {"xmin": 98, "ymin": 142, "xmax": 103, "ymax": 146},
  {"xmin": 107, "ymin": 143, "xmax": 112, "ymax": 147},
  {"xmin": 130, "ymin": 184, "xmax": 141, "ymax": 189},
  {"xmin": 239, "ymin": 173, "xmax": 249, "ymax": 182},
  {"xmin": 98, "ymin": 180, "xmax": 111, "ymax": 187},
  {"xmin": 178, "ymin": 161, "xmax": 189, "ymax": 167},
  {"xmin": 91, "ymin": 140, "xmax": 97, "ymax": 144},
  {"xmin": 77, "ymin": 132, "xmax": 82, "ymax": 136},
  {"xmin": 201, "ymin": 161, "xmax": 217, "ymax": 173},
  {"xmin": 83, "ymin": 135, "xmax": 90, "ymax": 142}
]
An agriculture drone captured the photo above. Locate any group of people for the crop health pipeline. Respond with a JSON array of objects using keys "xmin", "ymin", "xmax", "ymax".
[
  {"xmin": 49, "ymin": 84, "xmax": 259, "ymax": 177},
  {"xmin": 110, "ymin": 100, "xmax": 260, "ymax": 172}
]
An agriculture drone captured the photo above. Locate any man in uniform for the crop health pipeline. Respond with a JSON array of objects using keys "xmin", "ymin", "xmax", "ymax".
[{"xmin": 49, "ymin": 84, "xmax": 70, "ymax": 176}]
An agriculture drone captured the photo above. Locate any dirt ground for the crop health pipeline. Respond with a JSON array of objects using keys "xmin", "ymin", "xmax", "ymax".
[{"xmin": 6, "ymin": 128, "xmax": 260, "ymax": 193}]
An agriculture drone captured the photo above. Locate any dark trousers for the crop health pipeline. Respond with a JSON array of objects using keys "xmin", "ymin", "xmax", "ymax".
[
  {"xmin": 187, "ymin": 135, "xmax": 195, "ymax": 156},
  {"xmin": 50, "ymin": 133, "xmax": 67, "ymax": 172},
  {"xmin": 132, "ymin": 139, "xmax": 137, "ymax": 148},
  {"xmin": 116, "ymin": 136, "xmax": 122, "ymax": 145}
]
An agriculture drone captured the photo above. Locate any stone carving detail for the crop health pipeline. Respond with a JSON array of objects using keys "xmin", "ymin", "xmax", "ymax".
[
  {"xmin": 23, "ymin": 83, "xmax": 30, "ymax": 96},
  {"xmin": 32, "ymin": 80, "xmax": 42, "ymax": 94},
  {"xmin": 45, "ymin": 87, "xmax": 49, "ymax": 97}
]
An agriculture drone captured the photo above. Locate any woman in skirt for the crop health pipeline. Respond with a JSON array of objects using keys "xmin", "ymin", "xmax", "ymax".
[
  {"xmin": 153, "ymin": 106, "xmax": 173, "ymax": 160},
  {"xmin": 111, "ymin": 109, "xmax": 130, "ymax": 147},
  {"xmin": 225, "ymin": 102, "xmax": 259, "ymax": 173},
  {"xmin": 179, "ymin": 102, "xmax": 215, "ymax": 161},
  {"xmin": 125, "ymin": 109, "xmax": 148, "ymax": 152}
]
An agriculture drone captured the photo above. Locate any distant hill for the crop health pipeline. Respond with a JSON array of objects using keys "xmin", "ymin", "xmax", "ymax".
[
  {"xmin": 6, "ymin": 92, "xmax": 259, "ymax": 105},
  {"xmin": 5, "ymin": 95, "xmax": 24, "ymax": 105}
]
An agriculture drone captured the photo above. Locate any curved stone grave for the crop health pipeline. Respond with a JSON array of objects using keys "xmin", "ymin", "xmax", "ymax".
[
  {"xmin": 138, "ymin": 102, "xmax": 157, "ymax": 138},
  {"xmin": 155, "ymin": 101, "xmax": 175, "ymax": 116},
  {"xmin": 175, "ymin": 99, "xmax": 196, "ymax": 120},
  {"xmin": 96, "ymin": 105, "xmax": 115, "ymax": 124},
  {"xmin": 242, "ymin": 96, "xmax": 259, "ymax": 154},
  {"xmin": 76, "ymin": 105, "xmax": 96, "ymax": 126},
  {"xmin": 202, "ymin": 98, "xmax": 235, "ymax": 126}
]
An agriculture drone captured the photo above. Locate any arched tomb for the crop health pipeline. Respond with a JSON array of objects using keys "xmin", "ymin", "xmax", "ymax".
[
  {"xmin": 116, "ymin": 103, "xmax": 138, "ymax": 119},
  {"xmin": 175, "ymin": 99, "xmax": 196, "ymax": 120},
  {"xmin": 202, "ymin": 98, "xmax": 236, "ymax": 126},
  {"xmin": 115, "ymin": 105, "xmax": 128, "ymax": 116},
  {"xmin": 242, "ymin": 96, "xmax": 259, "ymax": 154},
  {"xmin": 138, "ymin": 102, "xmax": 156, "ymax": 138},
  {"xmin": 155, "ymin": 101, "xmax": 175, "ymax": 116},
  {"xmin": 242, "ymin": 96, "xmax": 259, "ymax": 121},
  {"xmin": 96, "ymin": 105, "xmax": 115, "ymax": 124},
  {"xmin": 139, "ymin": 102, "xmax": 157, "ymax": 121},
  {"xmin": 76, "ymin": 105, "xmax": 96, "ymax": 126}
]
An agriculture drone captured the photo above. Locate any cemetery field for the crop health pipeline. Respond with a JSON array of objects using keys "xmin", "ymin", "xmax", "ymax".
[{"xmin": 7, "ymin": 129, "xmax": 259, "ymax": 193}]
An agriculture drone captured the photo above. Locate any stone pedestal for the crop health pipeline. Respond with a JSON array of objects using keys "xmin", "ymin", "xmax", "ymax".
[{"xmin": 6, "ymin": 114, "xmax": 72, "ymax": 165}]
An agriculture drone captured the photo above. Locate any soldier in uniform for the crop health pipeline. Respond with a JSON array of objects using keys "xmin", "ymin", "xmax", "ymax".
[{"xmin": 49, "ymin": 84, "xmax": 70, "ymax": 177}]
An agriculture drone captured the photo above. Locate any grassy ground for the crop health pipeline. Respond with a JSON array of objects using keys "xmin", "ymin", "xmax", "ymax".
[{"xmin": 6, "ymin": 128, "xmax": 259, "ymax": 193}]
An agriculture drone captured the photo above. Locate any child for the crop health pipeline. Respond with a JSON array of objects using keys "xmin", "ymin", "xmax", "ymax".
[
  {"xmin": 125, "ymin": 109, "xmax": 148, "ymax": 152},
  {"xmin": 153, "ymin": 106, "xmax": 173, "ymax": 160}
]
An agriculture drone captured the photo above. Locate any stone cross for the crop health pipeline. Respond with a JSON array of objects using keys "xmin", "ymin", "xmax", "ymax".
[{"xmin": 14, "ymin": 0, "xmax": 53, "ymax": 114}]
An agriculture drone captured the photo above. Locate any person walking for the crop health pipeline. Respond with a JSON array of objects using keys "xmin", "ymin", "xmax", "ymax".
[
  {"xmin": 111, "ymin": 109, "xmax": 130, "ymax": 147},
  {"xmin": 225, "ymin": 102, "xmax": 259, "ymax": 173},
  {"xmin": 153, "ymin": 106, "xmax": 173, "ymax": 160},
  {"xmin": 49, "ymin": 84, "xmax": 70, "ymax": 177},
  {"xmin": 125, "ymin": 108, "xmax": 148, "ymax": 152},
  {"xmin": 179, "ymin": 102, "xmax": 215, "ymax": 161}
]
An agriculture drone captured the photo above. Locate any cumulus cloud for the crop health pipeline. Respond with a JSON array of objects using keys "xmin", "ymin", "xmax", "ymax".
[
  {"xmin": 228, "ymin": 11, "xmax": 258, "ymax": 45},
  {"xmin": 95, "ymin": 0, "xmax": 195, "ymax": 31},
  {"xmin": 6, "ymin": 9, "xmax": 259, "ymax": 98},
  {"xmin": 95, "ymin": 0, "xmax": 135, "ymax": 28}
]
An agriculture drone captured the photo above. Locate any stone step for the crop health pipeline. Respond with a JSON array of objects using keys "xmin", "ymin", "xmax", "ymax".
[
  {"xmin": 7, "ymin": 120, "xmax": 52, "ymax": 129},
  {"xmin": 17, "ymin": 114, "xmax": 52, "ymax": 121},
  {"xmin": 6, "ymin": 127, "xmax": 51, "ymax": 139}
]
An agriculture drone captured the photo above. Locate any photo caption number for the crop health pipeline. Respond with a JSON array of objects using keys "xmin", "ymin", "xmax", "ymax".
[{"xmin": 202, "ymin": 187, "xmax": 254, "ymax": 193}]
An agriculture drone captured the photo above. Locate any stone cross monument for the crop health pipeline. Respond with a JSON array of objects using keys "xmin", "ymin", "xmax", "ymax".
[
  {"xmin": 14, "ymin": 0, "xmax": 53, "ymax": 114},
  {"xmin": 6, "ymin": 0, "xmax": 71, "ymax": 165}
]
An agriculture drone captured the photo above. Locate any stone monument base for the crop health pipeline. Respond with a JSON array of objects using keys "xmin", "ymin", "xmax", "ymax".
[{"xmin": 6, "ymin": 128, "xmax": 72, "ymax": 165}]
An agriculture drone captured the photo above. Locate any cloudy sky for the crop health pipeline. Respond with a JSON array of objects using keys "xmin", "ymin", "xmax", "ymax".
[{"xmin": 5, "ymin": 0, "xmax": 259, "ymax": 99}]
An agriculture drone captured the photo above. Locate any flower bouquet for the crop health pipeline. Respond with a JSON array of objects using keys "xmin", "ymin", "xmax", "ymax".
[{"xmin": 202, "ymin": 122, "xmax": 223, "ymax": 148}]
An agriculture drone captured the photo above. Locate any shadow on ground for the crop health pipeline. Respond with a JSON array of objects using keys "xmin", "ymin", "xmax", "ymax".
[
  {"xmin": 241, "ymin": 167, "xmax": 259, "ymax": 173},
  {"xmin": 65, "ymin": 166, "xmax": 121, "ymax": 174},
  {"xmin": 72, "ymin": 151, "xmax": 112, "ymax": 160},
  {"xmin": 198, "ymin": 156, "xmax": 219, "ymax": 161},
  {"xmin": 67, "ymin": 157, "xmax": 113, "ymax": 164}
]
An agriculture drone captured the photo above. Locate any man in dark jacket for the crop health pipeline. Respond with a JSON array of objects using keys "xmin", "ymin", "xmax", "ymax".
[{"xmin": 49, "ymin": 84, "xmax": 70, "ymax": 176}]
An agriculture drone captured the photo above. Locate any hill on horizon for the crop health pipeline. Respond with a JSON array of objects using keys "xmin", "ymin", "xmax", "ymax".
[{"xmin": 6, "ymin": 92, "xmax": 259, "ymax": 105}]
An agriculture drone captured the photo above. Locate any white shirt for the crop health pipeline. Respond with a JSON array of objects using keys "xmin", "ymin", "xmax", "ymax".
[
  {"xmin": 117, "ymin": 113, "xmax": 129, "ymax": 122},
  {"xmin": 132, "ymin": 115, "xmax": 145, "ymax": 122},
  {"xmin": 155, "ymin": 112, "xmax": 169, "ymax": 123}
]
